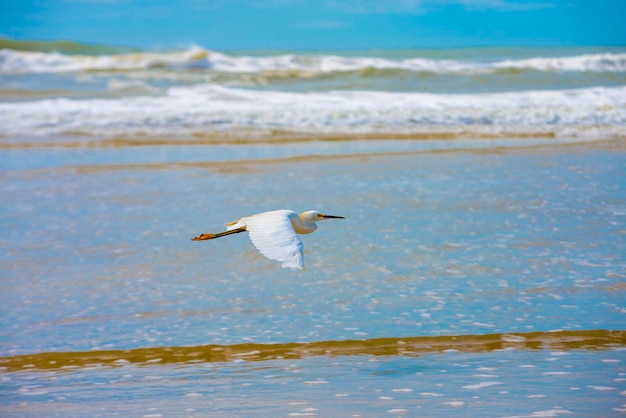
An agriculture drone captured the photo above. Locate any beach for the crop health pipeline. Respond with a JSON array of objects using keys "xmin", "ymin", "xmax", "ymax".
[{"xmin": 1, "ymin": 41, "xmax": 626, "ymax": 416}]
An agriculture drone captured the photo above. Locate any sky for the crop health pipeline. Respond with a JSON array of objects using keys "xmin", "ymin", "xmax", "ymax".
[{"xmin": 1, "ymin": 0, "xmax": 626, "ymax": 50}]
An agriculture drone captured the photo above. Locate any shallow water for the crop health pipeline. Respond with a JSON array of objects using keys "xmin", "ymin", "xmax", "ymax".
[
  {"xmin": 1, "ymin": 138, "xmax": 626, "ymax": 416},
  {"xmin": 2, "ymin": 39, "xmax": 626, "ymax": 416},
  {"xmin": 1, "ymin": 337, "xmax": 625, "ymax": 417}
]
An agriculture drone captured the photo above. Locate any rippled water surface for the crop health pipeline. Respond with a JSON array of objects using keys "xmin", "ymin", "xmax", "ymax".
[
  {"xmin": 2, "ymin": 340, "xmax": 625, "ymax": 417},
  {"xmin": 1, "ymin": 137, "xmax": 625, "ymax": 416},
  {"xmin": 2, "ymin": 38, "xmax": 626, "ymax": 417}
]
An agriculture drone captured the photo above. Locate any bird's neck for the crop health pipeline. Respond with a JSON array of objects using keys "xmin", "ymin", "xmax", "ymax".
[{"xmin": 293, "ymin": 216, "xmax": 317, "ymax": 234}]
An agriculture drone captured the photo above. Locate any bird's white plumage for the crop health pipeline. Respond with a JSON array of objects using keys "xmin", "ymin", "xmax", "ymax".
[
  {"xmin": 229, "ymin": 210, "xmax": 304, "ymax": 269},
  {"xmin": 194, "ymin": 209, "xmax": 343, "ymax": 270}
]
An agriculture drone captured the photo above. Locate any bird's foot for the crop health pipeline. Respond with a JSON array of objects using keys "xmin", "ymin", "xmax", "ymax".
[{"xmin": 192, "ymin": 233, "xmax": 215, "ymax": 241}]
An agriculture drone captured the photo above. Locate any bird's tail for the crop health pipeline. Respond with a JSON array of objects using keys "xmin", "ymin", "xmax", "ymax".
[{"xmin": 192, "ymin": 227, "xmax": 246, "ymax": 241}]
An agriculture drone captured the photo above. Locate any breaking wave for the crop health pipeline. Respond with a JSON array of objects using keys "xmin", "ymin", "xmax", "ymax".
[
  {"xmin": 1, "ymin": 84, "xmax": 624, "ymax": 139},
  {"xmin": 2, "ymin": 44, "xmax": 625, "ymax": 75}
]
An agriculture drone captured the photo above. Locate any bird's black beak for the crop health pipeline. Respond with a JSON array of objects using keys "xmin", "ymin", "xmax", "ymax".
[{"xmin": 323, "ymin": 215, "xmax": 345, "ymax": 219}]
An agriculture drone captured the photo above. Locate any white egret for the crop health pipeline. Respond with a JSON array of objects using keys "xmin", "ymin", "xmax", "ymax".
[{"xmin": 193, "ymin": 210, "xmax": 344, "ymax": 270}]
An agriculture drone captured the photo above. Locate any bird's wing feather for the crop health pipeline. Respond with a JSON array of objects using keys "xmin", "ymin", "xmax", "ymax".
[{"xmin": 244, "ymin": 211, "xmax": 304, "ymax": 270}]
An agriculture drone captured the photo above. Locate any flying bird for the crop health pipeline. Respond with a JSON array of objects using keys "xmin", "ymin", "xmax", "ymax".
[{"xmin": 192, "ymin": 210, "xmax": 344, "ymax": 270}]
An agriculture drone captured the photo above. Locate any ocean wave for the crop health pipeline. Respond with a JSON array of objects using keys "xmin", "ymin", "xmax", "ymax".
[
  {"xmin": 2, "ymin": 46, "xmax": 625, "ymax": 75},
  {"xmin": 0, "ymin": 37, "xmax": 137, "ymax": 55},
  {"xmin": 0, "ymin": 46, "xmax": 211, "ymax": 73},
  {"xmin": 491, "ymin": 53, "xmax": 626, "ymax": 72},
  {"xmin": 1, "ymin": 85, "xmax": 624, "ymax": 139}
]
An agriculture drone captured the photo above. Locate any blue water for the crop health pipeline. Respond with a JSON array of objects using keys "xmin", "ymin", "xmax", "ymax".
[
  {"xmin": 1, "ymin": 41, "xmax": 625, "ymax": 140},
  {"xmin": 2, "ymin": 349, "xmax": 625, "ymax": 417},
  {"xmin": 1, "ymin": 39, "xmax": 625, "ymax": 416},
  {"xmin": 2, "ymin": 140, "xmax": 626, "ymax": 416}
]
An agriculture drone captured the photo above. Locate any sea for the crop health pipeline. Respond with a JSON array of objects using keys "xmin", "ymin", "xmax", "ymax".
[{"xmin": 1, "ymin": 39, "xmax": 625, "ymax": 417}]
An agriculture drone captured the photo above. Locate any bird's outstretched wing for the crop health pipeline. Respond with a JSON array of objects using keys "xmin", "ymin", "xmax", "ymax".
[{"xmin": 244, "ymin": 211, "xmax": 304, "ymax": 270}]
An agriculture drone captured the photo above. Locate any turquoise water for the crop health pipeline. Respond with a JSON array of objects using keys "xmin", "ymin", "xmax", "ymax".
[
  {"xmin": 1, "ymin": 41, "xmax": 625, "ymax": 140},
  {"xmin": 2, "ymin": 140, "xmax": 626, "ymax": 416},
  {"xmin": 2, "ymin": 347, "xmax": 625, "ymax": 417},
  {"xmin": 1, "ymin": 39, "xmax": 626, "ymax": 416}
]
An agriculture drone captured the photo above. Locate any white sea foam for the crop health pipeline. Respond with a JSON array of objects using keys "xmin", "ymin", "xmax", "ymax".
[
  {"xmin": 502, "ymin": 409, "xmax": 574, "ymax": 417},
  {"xmin": 462, "ymin": 381, "xmax": 504, "ymax": 389},
  {"xmin": 491, "ymin": 53, "xmax": 626, "ymax": 73},
  {"xmin": 0, "ymin": 46, "xmax": 210, "ymax": 73},
  {"xmin": 1, "ymin": 84, "xmax": 624, "ymax": 139},
  {"xmin": 2, "ymin": 47, "xmax": 625, "ymax": 74}
]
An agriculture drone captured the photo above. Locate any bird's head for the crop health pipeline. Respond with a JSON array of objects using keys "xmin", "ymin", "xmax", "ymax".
[{"xmin": 300, "ymin": 210, "xmax": 345, "ymax": 223}]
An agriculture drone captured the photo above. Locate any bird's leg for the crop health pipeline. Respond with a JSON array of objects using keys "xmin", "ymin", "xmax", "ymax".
[{"xmin": 192, "ymin": 227, "xmax": 246, "ymax": 241}]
